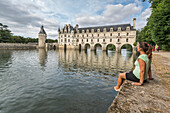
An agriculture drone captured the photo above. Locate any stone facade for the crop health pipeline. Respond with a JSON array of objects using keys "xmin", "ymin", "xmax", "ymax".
[
  {"xmin": 58, "ymin": 18, "xmax": 136, "ymax": 52},
  {"xmin": 38, "ymin": 25, "xmax": 47, "ymax": 48}
]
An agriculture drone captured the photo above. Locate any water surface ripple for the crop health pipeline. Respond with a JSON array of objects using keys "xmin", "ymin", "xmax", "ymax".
[{"xmin": 0, "ymin": 49, "xmax": 134, "ymax": 113}]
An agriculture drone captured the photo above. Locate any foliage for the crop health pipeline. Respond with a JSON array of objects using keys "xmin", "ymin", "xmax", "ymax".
[
  {"xmin": 0, "ymin": 23, "xmax": 57, "ymax": 43},
  {"xmin": 107, "ymin": 44, "xmax": 116, "ymax": 50},
  {"xmin": 121, "ymin": 44, "xmax": 132, "ymax": 51},
  {"xmin": 138, "ymin": 0, "xmax": 170, "ymax": 50},
  {"xmin": 133, "ymin": 42, "xmax": 137, "ymax": 46}
]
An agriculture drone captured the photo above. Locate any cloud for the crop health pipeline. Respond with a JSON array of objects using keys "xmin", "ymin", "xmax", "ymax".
[
  {"xmin": 0, "ymin": 0, "xmax": 150, "ymax": 39},
  {"xmin": 76, "ymin": 3, "xmax": 142, "ymax": 26},
  {"xmin": 136, "ymin": 8, "xmax": 152, "ymax": 29}
]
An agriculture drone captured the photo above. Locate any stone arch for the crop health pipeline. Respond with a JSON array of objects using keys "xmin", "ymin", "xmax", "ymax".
[
  {"xmin": 106, "ymin": 44, "xmax": 116, "ymax": 51},
  {"xmin": 64, "ymin": 44, "xmax": 67, "ymax": 50},
  {"xmin": 85, "ymin": 43, "xmax": 90, "ymax": 50},
  {"xmin": 79, "ymin": 44, "xmax": 81, "ymax": 51},
  {"xmin": 94, "ymin": 43, "xmax": 102, "ymax": 51},
  {"xmin": 120, "ymin": 43, "xmax": 133, "ymax": 52}
]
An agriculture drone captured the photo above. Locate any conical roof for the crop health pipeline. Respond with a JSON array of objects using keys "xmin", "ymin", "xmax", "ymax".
[{"xmin": 39, "ymin": 25, "xmax": 46, "ymax": 34}]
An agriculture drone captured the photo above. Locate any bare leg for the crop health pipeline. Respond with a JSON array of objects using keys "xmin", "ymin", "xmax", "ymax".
[{"xmin": 114, "ymin": 73, "xmax": 126, "ymax": 91}]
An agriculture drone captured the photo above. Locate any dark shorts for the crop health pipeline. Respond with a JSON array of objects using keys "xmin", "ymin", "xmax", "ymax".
[{"xmin": 126, "ymin": 71, "xmax": 147, "ymax": 82}]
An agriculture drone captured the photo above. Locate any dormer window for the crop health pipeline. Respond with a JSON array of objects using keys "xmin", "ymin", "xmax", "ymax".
[
  {"xmin": 86, "ymin": 29, "xmax": 89, "ymax": 33},
  {"xmin": 97, "ymin": 29, "xmax": 100, "ymax": 32},
  {"xmin": 110, "ymin": 28, "xmax": 113, "ymax": 32},
  {"xmin": 103, "ymin": 28, "xmax": 106, "ymax": 32},
  {"xmin": 118, "ymin": 27, "xmax": 121, "ymax": 31},
  {"xmin": 126, "ymin": 26, "xmax": 130, "ymax": 31},
  {"xmin": 91, "ymin": 29, "xmax": 94, "ymax": 32}
]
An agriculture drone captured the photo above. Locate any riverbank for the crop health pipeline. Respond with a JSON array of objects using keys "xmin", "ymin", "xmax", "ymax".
[
  {"xmin": 107, "ymin": 51, "xmax": 170, "ymax": 113},
  {"xmin": 0, "ymin": 43, "xmax": 37, "ymax": 49}
]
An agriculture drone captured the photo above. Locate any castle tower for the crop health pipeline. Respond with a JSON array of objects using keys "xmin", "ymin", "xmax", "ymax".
[{"xmin": 38, "ymin": 25, "xmax": 47, "ymax": 48}]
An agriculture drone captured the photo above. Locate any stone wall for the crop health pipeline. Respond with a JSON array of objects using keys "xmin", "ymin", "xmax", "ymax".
[{"xmin": 0, "ymin": 43, "xmax": 37, "ymax": 49}]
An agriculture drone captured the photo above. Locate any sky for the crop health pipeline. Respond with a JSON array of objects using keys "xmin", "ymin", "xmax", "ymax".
[{"xmin": 0, "ymin": 0, "xmax": 151, "ymax": 39}]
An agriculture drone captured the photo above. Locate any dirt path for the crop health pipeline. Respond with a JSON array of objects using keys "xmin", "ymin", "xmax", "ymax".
[{"xmin": 152, "ymin": 51, "xmax": 170, "ymax": 92}]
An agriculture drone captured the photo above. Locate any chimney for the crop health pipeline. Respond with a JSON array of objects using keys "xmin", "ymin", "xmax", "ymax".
[
  {"xmin": 75, "ymin": 24, "xmax": 79, "ymax": 31},
  {"xmin": 133, "ymin": 18, "xmax": 136, "ymax": 29}
]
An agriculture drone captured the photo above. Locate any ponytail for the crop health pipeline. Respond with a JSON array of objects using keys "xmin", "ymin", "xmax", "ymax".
[
  {"xmin": 146, "ymin": 44, "xmax": 152, "ymax": 60},
  {"xmin": 139, "ymin": 42, "xmax": 152, "ymax": 60}
]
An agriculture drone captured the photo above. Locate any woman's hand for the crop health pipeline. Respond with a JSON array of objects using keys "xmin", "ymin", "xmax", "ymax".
[{"xmin": 132, "ymin": 82, "xmax": 143, "ymax": 86}]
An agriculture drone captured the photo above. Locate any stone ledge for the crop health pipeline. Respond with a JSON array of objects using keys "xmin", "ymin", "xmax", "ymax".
[{"xmin": 107, "ymin": 65, "xmax": 170, "ymax": 113}]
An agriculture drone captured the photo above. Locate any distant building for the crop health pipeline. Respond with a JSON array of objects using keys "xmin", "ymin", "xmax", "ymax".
[
  {"xmin": 58, "ymin": 18, "xmax": 136, "ymax": 52},
  {"xmin": 38, "ymin": 25, "xmax": 47, "ymax": 48}
]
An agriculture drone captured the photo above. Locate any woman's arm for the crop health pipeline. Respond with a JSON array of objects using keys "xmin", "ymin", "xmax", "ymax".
[{"xmin": 132, "ymin": 58, "xmax": 145, "ymax": 86}]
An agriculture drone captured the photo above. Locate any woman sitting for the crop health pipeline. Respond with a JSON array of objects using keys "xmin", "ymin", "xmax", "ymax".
[{"xmin": 114, "ymin": 42, "xmax": 153, "ymax": 91}]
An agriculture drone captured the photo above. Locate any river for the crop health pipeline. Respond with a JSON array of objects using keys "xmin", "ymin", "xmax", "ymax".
[{"xmin": 0, "ymin": 49, "xmax": 136, "ymax": 113}]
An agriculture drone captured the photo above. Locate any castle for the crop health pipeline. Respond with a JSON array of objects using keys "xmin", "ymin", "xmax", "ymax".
[{"xmin": 57, "ymin": 18, "xmax": 136, "ymax": 52}]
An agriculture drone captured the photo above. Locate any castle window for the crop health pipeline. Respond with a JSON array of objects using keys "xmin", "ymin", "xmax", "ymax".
[
  {"xmin": 91, "ymin": 39, "xmax": 93, "ymax": 42},
  {"xmin": 65, "ymin": 38, "xmax": 67, "ymax": 42},
  {"xmin": 92, "ymin": 34, "xmax": 93, "ymax": 37},
  {"xmin": 118, "ymin": 27, "xmax": 121, "ymax": 31},
  {"xmin": 91, "ymin": 29, "xmax": 94, "ymax": 32},
  {"xmin": 126, "ymin": 26, "xmax": 130, "ymax": 31},
  {"xmin": 77, "ymin": 35, "xmax": 79, "ymax": 37},
  {"xmin": 61, "ymin": 39, "xmax": 63, "ymax": 42},
  {"xmin": 68, "ymin": 35, "xmax": 70, "ymax": 37},
  {"xmin": 82, "ymin": 39, "xmax": 83, "ymax": 42},
  {"xmin": 110, "ymin": 39, "xmax": 112, "ymax": 42},
  {"xmin": 64, "ymin": 34, "xmax": 66, "ymax": 37},
  {"xmin": 104, "ymin": 34, "xmax": 105, "ymax": 36},
  {"xmin": 87, "ymin": 34, "xmax": 88, "ymax": 37},
  {"xmin": 103, "ymin": 28, "xmax": 106, "ymax": 32},
  {"xmin": 82, "ymin": 35, "xmax": 84, "ymax": 37},
  {"xmin": 110, "ymin": 28, "xmax": 113, "ymax": 32},
  {"xmin": 127, "ymin": 33, "xmax": 129, "ymax": 36},
  {"xmin": 77, "ymin": 39, "xmax": 79, "ymax": 42},
  {"xmin": 97, "ymin": 29, "xmax": 100, "ymax": 32},
  {"xmin": 103, "ymin": 39, "xmax": 105, "ymax": 42},
  {"xmin": 110, "ymin": 33, "xmax": 112, "ymax": 36},
  {"xmin": 118, "ymin": 33, "xmax": 120, "ymax": 36},
  {"xmin": 126, "ymin": 38, "xmax": 128, "ymax": 42},
  {"xmin": 118, "ymin": 39, "xmax": 119, "ymax": 42},
  {"xmin": 68, "ymin": 39, "xmax": 70, "ymax": 42},
  {"xmin": 61, "ymin": 35, "xmax": 63, "ymax": 38},
  {"xmin": 87, "ymin": 39, "xmax": 88, "ymax": 42},
  {"xmin": 97, "ymin": 39, "xmax": 99, "ymax": 42},
  {"xmin": 98, "ymin": 34, "xmax": 99, "ymax": 37}
]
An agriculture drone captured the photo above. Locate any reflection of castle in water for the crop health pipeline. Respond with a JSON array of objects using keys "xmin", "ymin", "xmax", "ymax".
[
  {"xmin": 58, "ymin": 49, "xmax": 135, "ymax": 73},
  {"xmin": 38, "ymin": 49, "xmax": 47, "ymax": 67}
]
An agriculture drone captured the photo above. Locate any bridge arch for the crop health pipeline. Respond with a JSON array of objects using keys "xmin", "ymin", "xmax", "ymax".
[
  {"xmin": 106, "ymin": 44, "xmax": 116, "ymax": 51},
  {"xmin": 79, "ymin": 44, "xmax": 81, "ymax": 51},
  {"xmin": 94, "ymin": 43, "xmax": 102, "ymax": 51},
  {"xmin": 84, "ymin": 43, "xmax": 90, "ymax": 50},
  {"xmin": 120, "ymin": 43, "xmax": 133, "ymax": 52}
]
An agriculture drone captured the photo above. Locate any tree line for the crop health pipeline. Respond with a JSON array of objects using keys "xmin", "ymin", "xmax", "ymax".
[
  {"xmin": 0, "ymin": 23, "xmax": 57, "ymax": 43},
  {"xmin": 137, "ymin": 0, "xmax": 170, "ymax": 50}
]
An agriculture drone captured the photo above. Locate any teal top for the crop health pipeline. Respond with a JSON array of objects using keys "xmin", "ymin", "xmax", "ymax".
[{"xmin": 133, "ymin": 54, "xmax": 150, "ymax": 80}]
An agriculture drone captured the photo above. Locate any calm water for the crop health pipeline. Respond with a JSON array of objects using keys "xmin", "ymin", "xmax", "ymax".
[{"xmin": 0, "ymin": 49, "xmax": 135, "ymax": 113}]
